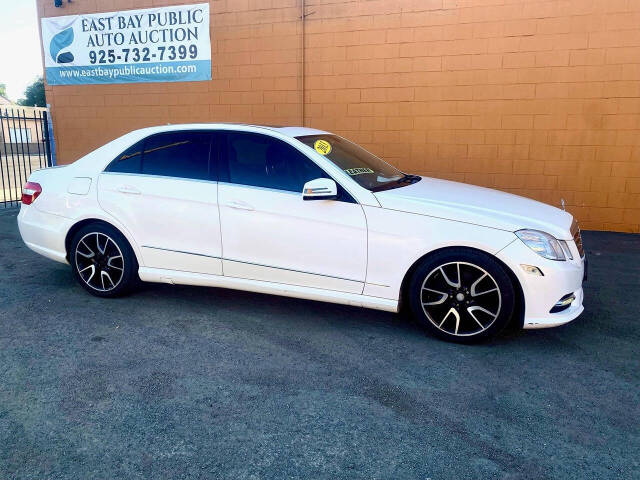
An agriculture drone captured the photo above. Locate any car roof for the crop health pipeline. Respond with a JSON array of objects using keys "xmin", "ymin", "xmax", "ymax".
[
  {"xmin": 129, "ymin": 123, "xmax": 329, "ymax": 139},
  {"xmin": 71, "ymin": 123, "xmax": 333, "ymax": 173}
]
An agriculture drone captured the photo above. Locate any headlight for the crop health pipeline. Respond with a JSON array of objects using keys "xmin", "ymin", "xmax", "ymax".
[{"xmin": 515, "ymin": 229, "xmax": 566, "ymax": 261}]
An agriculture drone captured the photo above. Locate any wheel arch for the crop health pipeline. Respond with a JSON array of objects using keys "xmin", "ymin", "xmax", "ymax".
[
  {"xmin": 64, "ymin": 218, "xmax": 142, "ymax": 267},
  {"xmin": 398, "ymin": 246, "xmax": 525, "ymax": 329}
]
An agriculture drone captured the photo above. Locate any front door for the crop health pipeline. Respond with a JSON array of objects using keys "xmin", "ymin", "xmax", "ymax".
[
  {"xmin": 217, "ymin": 131, "xmax": 367, "ymax": 294},
  {"xmin": 98, "ymin": 130, "xmax": 223, "ymax": 275}
]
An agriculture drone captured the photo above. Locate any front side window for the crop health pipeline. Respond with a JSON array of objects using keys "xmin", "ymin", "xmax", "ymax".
[
  {"xmin": 295, "ymin": 134, "xmax": 420, "ymax": 192},
  {"xmin": 221, "ymin": 132, "xmax": 329, "ymax": 193},
  {"xmin": 106, "ymin": 131, "xmax": 213, "ymax": 180}
]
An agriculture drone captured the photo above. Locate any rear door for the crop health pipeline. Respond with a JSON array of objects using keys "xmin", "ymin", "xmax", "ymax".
[{"xmin": 98, "ymin": 130, "xmax": 223, "ymax": 275}]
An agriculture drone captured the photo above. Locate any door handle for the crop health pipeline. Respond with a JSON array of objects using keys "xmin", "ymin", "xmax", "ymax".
[
  {"xmin": 227, "ymin": 200, "xmax": 254, "ymax": 211},
  {"xmin": 117, "ymin": 185, "xmax": 141, "ymax": 195}
]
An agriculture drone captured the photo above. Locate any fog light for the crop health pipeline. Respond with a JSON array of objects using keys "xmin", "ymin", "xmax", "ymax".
[
  {"xmin": 550, "ymin": 293, "xmax": 575, "ymax": 313},
  {"xmin": 520, "ymin": 264, "xmax": 544, "ymax": 276}
]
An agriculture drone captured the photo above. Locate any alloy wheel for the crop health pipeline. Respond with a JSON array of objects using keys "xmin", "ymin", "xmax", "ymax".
[
  {"xmin": 74, "ymin": 232, "xmax": 124, "ymax": 292},
  {"xmin": 420, "ymin": 261, "xmax": 502, "ymax": 337}
]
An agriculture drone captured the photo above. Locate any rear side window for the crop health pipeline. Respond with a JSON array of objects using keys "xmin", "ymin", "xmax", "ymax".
[
  {"xmin": 221, "ymin": 132, "xmax": 328, "ymax": 193},
  {"xmin": 105, "ymin": 131, "xmax": 214, "ymax": 181},
  {"xmin": 142, "ymin": 132, "xmax": 212, "ymax": 180},
  {"xmin": 107, "ymin": 140, "xmax": 143, "ymax": 174}
]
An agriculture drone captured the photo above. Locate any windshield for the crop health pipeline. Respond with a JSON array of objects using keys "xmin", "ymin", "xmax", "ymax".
[{"xmin": 295, "ymin": 134, "xmax": 420, "ymax": 192}]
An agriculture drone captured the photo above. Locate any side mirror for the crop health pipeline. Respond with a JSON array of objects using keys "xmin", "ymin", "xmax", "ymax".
[{"xmin": 302, "ymin": 178, "xmax": 337, "ymax": 201}]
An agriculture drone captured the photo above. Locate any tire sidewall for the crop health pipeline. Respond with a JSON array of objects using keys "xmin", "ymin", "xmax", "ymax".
[
  {"xmin": 408, "ymin": 248, "xmax": 516, "ymax": 344},
  {"xmin": 70, "ymin": 223, "xmax": 138, "ymax": 297}
]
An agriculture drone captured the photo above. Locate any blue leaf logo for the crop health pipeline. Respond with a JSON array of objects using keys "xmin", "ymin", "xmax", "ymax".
[{"xmin": 50, "ymin": 27, "xmax": 74, "ymax": 64}]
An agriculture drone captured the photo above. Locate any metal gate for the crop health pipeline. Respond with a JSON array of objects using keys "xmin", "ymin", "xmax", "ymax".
[{"xmin": 0, "ymin": 107, "xmax": 53, "ymax": 208}]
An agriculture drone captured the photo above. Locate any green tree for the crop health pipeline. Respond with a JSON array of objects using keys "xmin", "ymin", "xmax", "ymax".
[
  {"xmin": 18, "ymin": 77, "xmax": 46, "ymax": 107},
  {"xmin": 0, "ymin": 83, "xmax": 7, "ymax": 97}
]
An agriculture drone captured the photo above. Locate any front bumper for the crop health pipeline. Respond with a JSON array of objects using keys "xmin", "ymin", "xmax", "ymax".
[
  {"xmin": 497, "ymin": 238, "xmax": 585, "ymax": 329},
  {"xmin": 524, "ymin": 287, "xmax": 584, "ymax": 329}
]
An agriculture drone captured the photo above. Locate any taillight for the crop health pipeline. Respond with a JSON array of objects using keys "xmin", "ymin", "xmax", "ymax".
[{"xmin": 22, "ymin": 182, "xmax": 42, "ymax": 205}]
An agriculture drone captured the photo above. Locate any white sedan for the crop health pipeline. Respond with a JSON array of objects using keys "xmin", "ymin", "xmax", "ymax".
[{"xmin": 18, "ymin": 124, "xmax": 585, "ymax": 343}]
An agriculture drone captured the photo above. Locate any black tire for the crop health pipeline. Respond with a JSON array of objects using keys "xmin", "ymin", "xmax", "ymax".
[
  {"xmin": 70, "ymin": 222, "xmax": 138, "ymax": 298},
  {"xmin": 408, "ymin": 248, "xmax": 516, "ymax": 344}
]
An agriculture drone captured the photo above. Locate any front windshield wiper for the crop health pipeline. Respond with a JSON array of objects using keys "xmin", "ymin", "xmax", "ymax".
[
  {"xmin": 371, "ymin": 174, "xmax": 421, "ymax": 192},
  {"xmin": 398, "ymin": 174, "xmax": 421, "ymax": 183}
]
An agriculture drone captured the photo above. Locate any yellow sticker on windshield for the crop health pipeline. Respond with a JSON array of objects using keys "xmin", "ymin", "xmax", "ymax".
[{"xmin": 314, "ymin": 139, "xmax": 332, "ymax": 155}]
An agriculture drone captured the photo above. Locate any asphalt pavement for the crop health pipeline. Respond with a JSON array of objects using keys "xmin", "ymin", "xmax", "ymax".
[{"xmin": 0, "ymin": 207, "xmax": 638, "ymax": 479}]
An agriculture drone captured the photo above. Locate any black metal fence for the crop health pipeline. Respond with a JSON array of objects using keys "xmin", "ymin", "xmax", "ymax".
[{"xmin": 0, "ymin": 108, "xmax": 53, "ymax": 208}]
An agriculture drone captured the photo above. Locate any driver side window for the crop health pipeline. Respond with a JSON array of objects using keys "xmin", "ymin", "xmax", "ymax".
[{"xmin": 220, "ymin": 132, "xmax": 328, "ymax": 193}]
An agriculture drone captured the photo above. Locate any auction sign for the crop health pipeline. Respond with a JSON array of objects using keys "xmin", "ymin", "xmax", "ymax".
[{"xmin": 41, "ymin": 3, "xmax": 211, "ymax": 85}]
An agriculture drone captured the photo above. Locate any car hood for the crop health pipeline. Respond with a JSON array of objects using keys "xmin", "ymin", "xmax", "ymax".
[{"xmin": 374, "ymin": 177, "xmax": 573, "ymax": 240}]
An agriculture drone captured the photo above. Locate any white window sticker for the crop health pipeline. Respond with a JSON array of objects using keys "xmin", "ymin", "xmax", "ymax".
[{"xmin": 345, "ymin": 167, "xmax": 374, "ymax": 176}]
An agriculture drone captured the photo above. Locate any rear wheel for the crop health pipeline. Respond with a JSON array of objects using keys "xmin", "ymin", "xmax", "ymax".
[
  {"xmin": 408, "ymin": 248, "xmax": 515, "ymax": 343},
  {"xmin": 70, "ymin": 223, "xmax": 138, "ymax": 297}
]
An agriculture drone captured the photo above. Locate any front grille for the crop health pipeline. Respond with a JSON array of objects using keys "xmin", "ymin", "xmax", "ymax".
[{"xmin": 571, "ymin": 220, "xmax": 584, "ymax": 258}]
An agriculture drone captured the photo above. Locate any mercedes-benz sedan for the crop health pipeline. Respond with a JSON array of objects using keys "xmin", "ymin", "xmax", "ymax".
[{"xmin": 18, "ymin": 124, "xmax": 585, "ymax": 343}]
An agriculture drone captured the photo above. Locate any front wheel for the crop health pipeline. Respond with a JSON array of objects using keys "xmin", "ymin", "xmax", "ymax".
[
  {"xmin": 408, "ymin": 248, "xmax": 516, "ymax": 343},
  {"xmin": 70, "ymin": 223, "xmax": 138, "ymax": 297}
]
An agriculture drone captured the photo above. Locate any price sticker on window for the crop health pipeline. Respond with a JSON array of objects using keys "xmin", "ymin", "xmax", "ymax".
[{"xmin": 314, "ymin": 139, "xmax": 332, "ymax": 155}]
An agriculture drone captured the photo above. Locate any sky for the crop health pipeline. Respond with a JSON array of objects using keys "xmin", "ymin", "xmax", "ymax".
[{"xmin": 0, "ymin": 0, "xmax": 44, "ymax": 102}]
